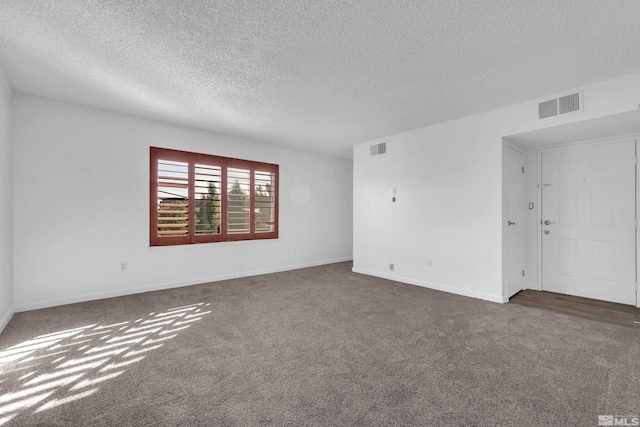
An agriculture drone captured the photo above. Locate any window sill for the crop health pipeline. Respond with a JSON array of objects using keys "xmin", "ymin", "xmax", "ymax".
[{"xmin": 148, "ymin": 238, "xmax": 280, "ymax": 251}]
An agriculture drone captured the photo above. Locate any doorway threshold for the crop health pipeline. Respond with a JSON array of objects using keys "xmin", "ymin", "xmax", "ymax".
[{"xmin": 509, "ymin": 289, "xmax": 640, "ymax": 329}]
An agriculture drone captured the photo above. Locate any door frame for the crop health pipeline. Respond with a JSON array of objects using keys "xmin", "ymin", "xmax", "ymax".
[
  {"xmin": 536, "ymin": 136, "xmax": 639, "ymax": 307},
  {"xmin": 502, "ymin": 141, "xmax": 525, "ymax": 301}
]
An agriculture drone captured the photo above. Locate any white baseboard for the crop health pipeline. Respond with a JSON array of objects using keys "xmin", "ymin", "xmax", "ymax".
[
  {"xmin": 0, "ymin": 306, "xmax": 14, "ymax": 335},
  {"xmin": 15, "ymin": 257, "xmax": 353, "ymax": 313},
  {"xmin": 352, "ymin": 267, "xmax": 505, "ymax": 304}
]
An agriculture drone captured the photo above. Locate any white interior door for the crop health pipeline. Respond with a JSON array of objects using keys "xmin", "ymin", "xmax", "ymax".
[
  {"xmin": 505, "ymin": 146, "xmax": 525, "ymax": 298},
  {"xmin": 541, "ymin": 140, "xmax": 636, "ymax": 305}
]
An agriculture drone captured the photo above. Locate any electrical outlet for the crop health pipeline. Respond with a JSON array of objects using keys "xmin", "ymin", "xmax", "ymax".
[
  {"xmin": 389, "ymin": 263, "xmax": 394, "ymax": 271},
  {"xmin": 121, "ymin": 262, "xmax": 127, "ymax": 271},
  {"xmin": 427, "ymin": 258, "xmax": 432, "ymax": 267}
]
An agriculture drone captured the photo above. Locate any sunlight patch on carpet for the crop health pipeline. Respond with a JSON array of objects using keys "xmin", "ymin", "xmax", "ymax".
[{"xmin": 0, "ymin": 302, "xmax": 211, "ymax": 420}]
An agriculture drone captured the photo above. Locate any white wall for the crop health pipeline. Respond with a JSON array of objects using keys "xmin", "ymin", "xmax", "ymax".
[
  {"xmin": 353, "ymin": 72, "xmax": 640, "ymax": 303},
  {"xmin": 0, "ymin": 69, "xmax": 13, "ymax": 332},
  {"xmin": 12, "ymin": 94, "xmax": 353, "ymax": 311}
]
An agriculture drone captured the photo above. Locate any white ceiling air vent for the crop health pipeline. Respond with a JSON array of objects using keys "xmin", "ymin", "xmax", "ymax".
[
  {"xmin": 538, "ymin": 90, "xmax": 582, "ymax": 120},
  {"xmin": 370, "ymin": 142, "xmax": 387, "ymax": 156}
]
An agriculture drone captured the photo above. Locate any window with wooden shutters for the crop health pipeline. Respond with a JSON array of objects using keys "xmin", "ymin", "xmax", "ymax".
[{"xmin": 150, "ymin": 147, "xmax": 278, "ymax": 246}]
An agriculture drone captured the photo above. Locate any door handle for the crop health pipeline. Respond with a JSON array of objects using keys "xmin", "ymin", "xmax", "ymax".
[
  {"xmin": 544, "ymin": 220, "xmax": 556, "ymax": 225},
  {"xmin": 508, "ymin": 221, "xmax": 516, "ymax": 226}
]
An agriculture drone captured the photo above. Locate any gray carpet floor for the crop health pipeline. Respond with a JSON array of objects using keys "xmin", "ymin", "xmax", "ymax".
[{"xmin": 0, "ymin": 262, "xmax": 638, "ymax": 426}]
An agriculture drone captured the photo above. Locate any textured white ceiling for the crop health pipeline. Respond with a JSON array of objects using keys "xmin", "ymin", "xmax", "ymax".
[{"xmin": 1, "ymin": 1, "xmax": 639, "ymax": 158}]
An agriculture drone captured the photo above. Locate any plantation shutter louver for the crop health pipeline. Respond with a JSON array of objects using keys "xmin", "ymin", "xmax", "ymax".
[
  {"xmin": 254, "ymin": 170, "xmax": 276, "ymax": 233},
  {"xmin": 226, "ymin": 167, "xmax": 251, "ymax": 238},
  {"xmin": 153, "ymin": 153, "xmax": 191, "ymax": 246},
  {"xmin": 194, "ymin": 162, "xmax": 222, "ymax": 238}
]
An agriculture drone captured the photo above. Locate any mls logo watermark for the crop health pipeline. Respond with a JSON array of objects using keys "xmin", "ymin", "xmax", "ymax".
[{"xmin": 599, "ymin": 415, "xmax": 640, "ymax": 426}]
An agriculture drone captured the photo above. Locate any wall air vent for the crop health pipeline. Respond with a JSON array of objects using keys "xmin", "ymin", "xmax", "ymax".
[
  {"xmin": 370, "ymin": 142, "xmax": 387, "ymax": 156},
  {"xmin": 538, "ymin": 99, "xmax": 558, "ymax": 119},
  {"xmin": 538, "ymin": 90, "xmax": 582, "ymax": 120},
  {"xmin": 558, "ymin": 92, "xmax": 580, "ymax": 114}
]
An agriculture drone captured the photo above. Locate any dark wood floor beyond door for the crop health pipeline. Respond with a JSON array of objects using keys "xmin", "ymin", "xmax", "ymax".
[{"xmin": 509, "ymin": 290, "xmax": 640, "ymax": 329}]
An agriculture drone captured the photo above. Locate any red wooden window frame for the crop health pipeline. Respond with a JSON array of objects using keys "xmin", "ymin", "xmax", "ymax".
[{"xmin": 150, "ymin": 147, "xmax": 279, "ymax": 246}]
